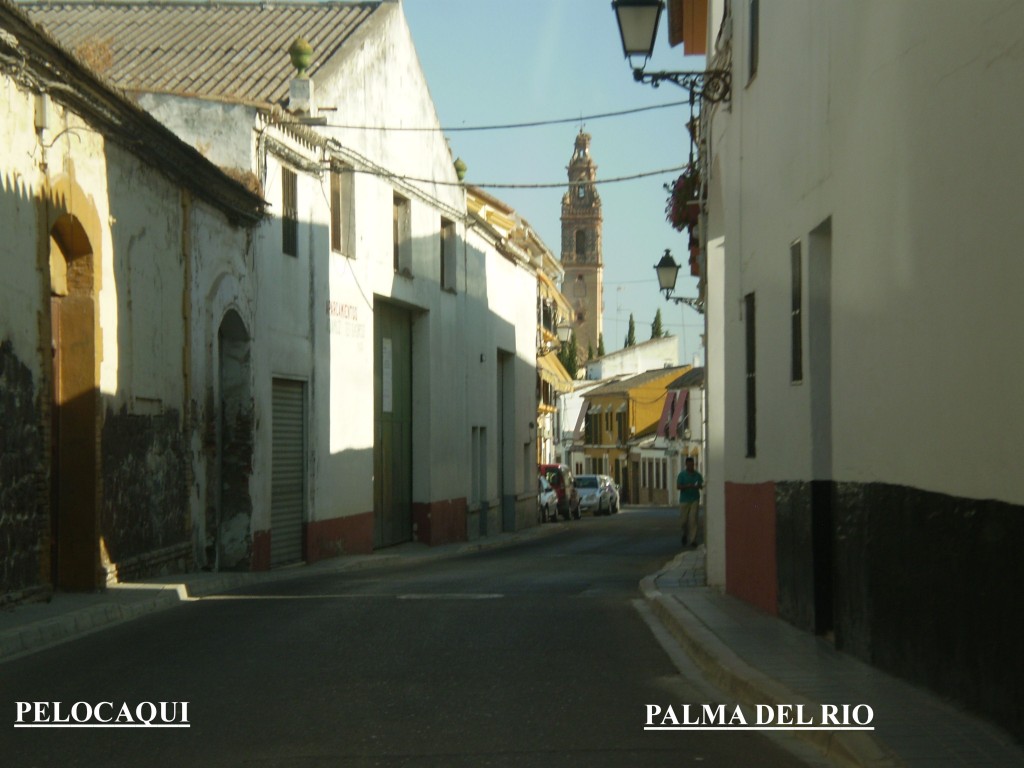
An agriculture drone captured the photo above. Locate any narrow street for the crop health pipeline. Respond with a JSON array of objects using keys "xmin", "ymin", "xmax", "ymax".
[{"xmin": 3, "ymin": 508, "xmax": 821, "ymax": 767}]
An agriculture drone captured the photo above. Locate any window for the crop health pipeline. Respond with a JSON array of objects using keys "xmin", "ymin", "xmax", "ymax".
[
  {"xmin": 330, "ymin": 166, "xmax": 354, "ymax": 256},
  {"xmin": 440, "ymin": 217, "xmax": 456, "ymax": 291},
  {"xmin": 575, "ymin": 230, "xmax": 585, "ymax": 257},
  {"xmin": 393, "ymin": 194, "xmax": 411, "ymax": 274},
  {"xmin": 573, "ymin": 274, "xmax": 587, "ymax": 297},
  {"xmin": 282, "ymin": 167, "xmax": 298, "ymax": 256},
  {"xmin": 791, "ymin": 241, "xmax": 803, "ymax": 382},
  {"xmin": 745, "ymin": 291, "xmax": 757, "ymax": 457},
  {"xmin": 748, "ymin": 0, "xmax": 760, "ymax": 83}
]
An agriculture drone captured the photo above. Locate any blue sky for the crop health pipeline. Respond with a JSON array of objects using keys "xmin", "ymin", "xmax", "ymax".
[{"xmin": 403, "ymin": 0, "xmax": 707, "ymax": 364}]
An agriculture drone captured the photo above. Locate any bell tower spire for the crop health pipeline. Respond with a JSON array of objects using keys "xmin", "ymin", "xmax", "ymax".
[{"xmin": 560, "ymin": 130, "xmax": 603, "ymax": 358}]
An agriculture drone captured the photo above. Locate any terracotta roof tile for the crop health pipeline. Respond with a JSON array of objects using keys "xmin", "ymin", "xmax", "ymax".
[{"xmin": 21, "ymin": 1, "xmax": 381, "ymax": 104}]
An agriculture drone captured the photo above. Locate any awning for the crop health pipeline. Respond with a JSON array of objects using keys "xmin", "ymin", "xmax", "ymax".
[
  {"xmin": 573, "ymin": 403, "xmax": 589, "ymax": 438},
  {"xmin": 656, "ymin": 391, "xmax": 676, "ymax": 438},
  {"xmin": 668, "ymin": 389, "xmax": 688, "ymax": 439},
  {"xmin": 537, "ymin": 353, "xmax": 573, "ymax": 393}
]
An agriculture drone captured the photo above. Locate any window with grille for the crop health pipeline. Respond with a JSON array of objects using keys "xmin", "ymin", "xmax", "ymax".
[
  {"xmin": 440, "ymin": 217, "xmax": 456, "ymax": 291},
  {"xmin": 791, "ymin": 241, "xmax": 803, "ymax": 382},
  {"xmin": 282, "ymin": 167, "xmax": 298, "ymax": 256},
  {"xmin": 330, "ymin": 167, "xmax": 354, "ymax": 256},
  {"xmin": 749, "ymin": 0, "xmax": 760, "ymax": 83},
  {"xmin": 745, "ymin": 291, "xmax": 757, "ymax": 457},
  {"xmin": 393, "ymin": 194, "xmax": 411, "ymax": 274}
]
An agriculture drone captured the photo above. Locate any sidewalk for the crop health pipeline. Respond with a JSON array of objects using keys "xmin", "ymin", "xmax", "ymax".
[
  {"xmin": 641, "ymin": 547, "xmax": 1024, "ymax": 767},
  {"xmin": 0, "ymin": 524, "xmax": 561, "ymax": 663}
]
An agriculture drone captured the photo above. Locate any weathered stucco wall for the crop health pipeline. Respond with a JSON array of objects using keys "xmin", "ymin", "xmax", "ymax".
[
  {"xmin": 1, "ymin": 38, "xmax": 260, "ymax": 592},
  {"xmin": 0, "ymin": 81, "xmax": 47, "ymax": 597},
  {"xmin": 0, "ymin": 341, "xmax": 46, "ymax": 596}
]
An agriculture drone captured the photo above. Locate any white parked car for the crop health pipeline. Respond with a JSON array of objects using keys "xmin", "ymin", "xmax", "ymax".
[
  {"xmin": 537, "ymin": 475, "xmax": 558, "ymax": 523},
  {"xmin": 599, "ymin": 474, "xmax": 620, "ymax": 514},
  {"xmin": 576, "ymin": 474, "xmax": 613, "ymax": 516}
]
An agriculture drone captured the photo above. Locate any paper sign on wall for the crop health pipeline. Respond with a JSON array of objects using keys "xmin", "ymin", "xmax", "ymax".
[{"xmin": 382, "ymin": 337, "xmax": 393, "ymax": 413}]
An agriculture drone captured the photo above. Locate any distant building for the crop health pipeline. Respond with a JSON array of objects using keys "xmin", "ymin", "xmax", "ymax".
[
  {"xmin": 577, "ymin": 366, "xmax": 690, "ymax": 496},
  {"xmin": 465, "ymin": 186, "xmax": 573, "ymax": 489},
  {"xmin": 560, "ymin": 130, "xmax": 603, "ymax": 357},
  {"xmin": 584, "ymin": 335, "xmax": 679, "ymax": 380},
  {"xmin": 629, "ymin": 367, "xmax": 705, "ymax": 506}
]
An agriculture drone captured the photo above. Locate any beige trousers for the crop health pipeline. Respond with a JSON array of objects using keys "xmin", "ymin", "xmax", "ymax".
[{"xmin": 680, "ymin": 500, "xmax": 700, "ymax": 545}]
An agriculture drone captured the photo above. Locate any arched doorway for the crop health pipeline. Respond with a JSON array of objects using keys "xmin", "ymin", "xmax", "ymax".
[
  {"xmin": 49, "ymin": 213, "xmax": 99, "ymax": 590},
  {"xmin": 214, "ymin": 310, "xmax": 253, "ymax": 570}
]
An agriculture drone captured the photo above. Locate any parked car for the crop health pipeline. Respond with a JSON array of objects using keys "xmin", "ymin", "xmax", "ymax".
[
  {"xmin": 539, "ymin": 463, "xmax": 579, "ymax": 520},
  {"xmin": 576, "ymin": 473, "xmax": 613, "ymax": 516},
  {"xmin": 537, "ymin": 475, "xmax": 558, "ymax": 523},
  {"xmin": 600, "ymin": 474, "xmax": 621, "ymax": 514}
]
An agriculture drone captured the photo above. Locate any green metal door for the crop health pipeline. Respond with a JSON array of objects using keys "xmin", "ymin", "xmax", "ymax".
[{"xmin": 374, "ymin": 301, "xmax": 412, "ymax": 547}]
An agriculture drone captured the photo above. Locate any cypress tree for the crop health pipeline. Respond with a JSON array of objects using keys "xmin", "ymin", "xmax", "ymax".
[
  {"xmin": 651, "ymin": 308, "xmax": 666, "ymax": 339},
  {"xmin": 624, "ymin": 313, "xmax": 637, "ymax": 348}
]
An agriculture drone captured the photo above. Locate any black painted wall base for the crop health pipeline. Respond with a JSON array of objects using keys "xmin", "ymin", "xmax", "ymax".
[
  {"xmin": 0, "ymin": 341, "xmax": 46, "ymax": 597},
  {"xmin": 101, "ymin": 406, "xmax": 189, "ymax": 567},
  {"xmin": 775, "ymin": 479, "xmax": 1024, "ymax": 742}
]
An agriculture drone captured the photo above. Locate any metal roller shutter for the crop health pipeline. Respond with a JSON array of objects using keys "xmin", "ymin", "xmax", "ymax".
[{"xmin": 271, "ymin": 378, "xmax": 305, "ymax": 566}]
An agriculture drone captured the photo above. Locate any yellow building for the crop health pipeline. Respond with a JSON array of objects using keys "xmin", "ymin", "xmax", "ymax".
[{"xmin": 579, "ymin": 366, "xmax": 690, "ymax": 497}]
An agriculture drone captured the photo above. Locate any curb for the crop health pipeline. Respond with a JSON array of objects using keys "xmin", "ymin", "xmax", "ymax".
[
  {"xmin": 0, "ymin": 588, "xmax": 181, "ymax": 662},
  {"xmin": 639, "ymin": 563, "xmax": 903, "ymax": 768}
]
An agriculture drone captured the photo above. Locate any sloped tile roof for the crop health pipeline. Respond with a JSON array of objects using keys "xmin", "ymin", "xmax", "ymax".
[
  {"xmin": 21, "ymin": 1, "xmax": 381, "ymax": 104},
  {"xmin": 668, "ymin": 366, "xmax": 704, "ymax": 390},
  {"xmin": 1, "ymin": 0, "xmax": 264, "ymax": 222},
  {"xmin": 586, "ymin": 365, "xmax": 690, "ymax": 397}
]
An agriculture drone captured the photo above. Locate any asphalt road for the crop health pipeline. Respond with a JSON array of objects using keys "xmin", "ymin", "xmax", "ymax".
[{"xmin": 3, "ymin": 507, "xmax": 818, "ymax": 767}]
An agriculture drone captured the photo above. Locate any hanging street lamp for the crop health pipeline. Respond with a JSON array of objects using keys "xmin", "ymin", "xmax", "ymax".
[{"xmin": 611, "ymin": 0, "xmax": 731, "ymax": 104}]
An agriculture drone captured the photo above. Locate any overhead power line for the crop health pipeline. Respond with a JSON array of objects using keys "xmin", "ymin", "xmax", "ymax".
[
  {"xmin": 356, "ymin": 165, "xmax": 687, "ymax": 189},
  {"xmin": 318, "ymin": 100, "xmax": 688, "ymax": 133}
]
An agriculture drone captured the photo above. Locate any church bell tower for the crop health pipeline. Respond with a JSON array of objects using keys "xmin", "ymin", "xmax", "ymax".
[{"xmin": 560, "ymin": 130, "xmax": 603, "ymax": 358}]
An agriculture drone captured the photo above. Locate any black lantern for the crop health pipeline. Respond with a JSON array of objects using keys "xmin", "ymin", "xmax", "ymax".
[
  {"xmin": 655, "ymin": 249, "xmax": 681, "ymax": 295},
  {"xmin": 611, "ymin": 0, "xmax": 663, "ymax": 61},
  {"xmin": 654, "ymin": 249, "xmax": 702, "ymax": 311},
  {"xmin": 611, "ymin": 0, "xmax": 731, "ymax": 103},
  {"xmin": 556, "ymin": 321, "xmax": 573, "ymax": 344}
]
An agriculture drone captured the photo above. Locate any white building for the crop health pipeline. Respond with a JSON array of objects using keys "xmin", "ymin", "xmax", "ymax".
[
  {"xmin": 583, "ymin": 335, "xmax": 679, "ymax": 380},
  {"xmin": 0, "ymin": 0, "xmax": 263, "ymax": 596},
  {"xmin": 699, "ymin": 0, "xmax": 1024, "ymax": 740},
  {"xmin": 466, "ymin": 187, "xmax": 573, "ymax": 474},
  {"xmin": 26, "ymin": 1, "xmax": 539, "ymax": 568}
]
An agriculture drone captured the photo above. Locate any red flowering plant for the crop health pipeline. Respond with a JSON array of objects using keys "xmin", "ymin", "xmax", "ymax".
[{"xmin": 664, "ymin": 165, "xmax": 702, "ymax": 233}]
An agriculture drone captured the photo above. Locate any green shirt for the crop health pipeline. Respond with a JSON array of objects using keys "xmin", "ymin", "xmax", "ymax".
[{"xmin": 677, "ymin": 469, "xmax": 703, "ymax": 503}]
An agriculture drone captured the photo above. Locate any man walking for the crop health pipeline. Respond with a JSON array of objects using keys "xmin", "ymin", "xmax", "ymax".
[{"xmin": 676, "ymin": 456, "xmax": 703, "ymax": 547}]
